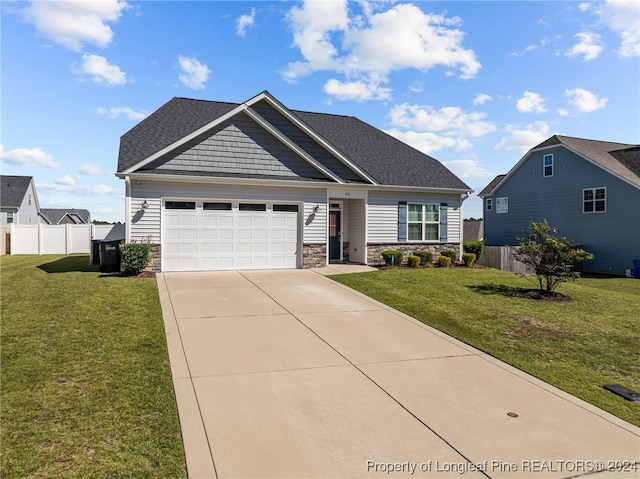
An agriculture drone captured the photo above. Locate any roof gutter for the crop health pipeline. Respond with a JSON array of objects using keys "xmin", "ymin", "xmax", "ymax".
[{"xmin": 118, "ymin": 171, "xmax": 473, "ymax": 195}]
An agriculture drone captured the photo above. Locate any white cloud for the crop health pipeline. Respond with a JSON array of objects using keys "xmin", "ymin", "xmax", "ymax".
[
  {"xmin": 384, "ymin": 129, "xmax": 471, "ymax": 154},
  {"xmin": 442, "ymin": 159, "xmax": 492, "ymax": 179},
  {"xmin": 384, "ymin": 102, "xmax": 495, "ymax": 155},
  {"xmin": 516, "ymin": 91, "xmax": 547, "ymax": 113},
  {"xmin": 21, "ymin": 0, "xmax": 129, "ymax": 51},
  {"xmin": 579, "ymin": 3, "xmax": 592, "ymax": 13},
  {"xmin": 596, "ymin": 0, "xmax": 640, "ymax": 57},
  {"xmin": 56, "ymin": 175, "xmax": 76, "ymax": 186},
  {"xmin": 473, "ymin": 93, "xmax": 492, "ymax": 106},
  {"xmin": 236, "ymin": 8, "xmax": 256, "ymax": 37},
  {"xmin": 323, "ymin": 78, "xmax": 391, "ymax": 101},
  {"xmin": 388, "ymin": 103, "xmax": 496, "ymax": 138},
  {"xmin": 39, "ymin": 181, "xmax": 116, "ymax": 196},
  {"xmin": 494, "ymin": 122, "xmax": 551, "ymax": 153},
  {"xmin": 564, "ymin": 88, "xmax": 608, "ymax": 112},
  {"xmin": 283, "ymin": 1, "xmax": 480, "ymax": 99},
  {"xmin": 565, "ymin": 32, "xmax": 603, "ymax": 61},
  {"xmin": 75, "ymin": 54, "xmax": 127, "ymax": 86},
  {"xmin": 0, "ymin": 145, "xmax": 61, "ymax": 169},
  {"xmin": 96, "ymin": 106, "xmax": 148, "ymax": 120},
  {"xmin": 177, "ymin": 56, "xmax": 211, "ymax": 89},
  {"xmin": 409, "ymin": 81, "xmax": 424, "ymax": 93},
  {"xmin": 79, "ymin": 163, "xmax": 107, "ymax": 176}
]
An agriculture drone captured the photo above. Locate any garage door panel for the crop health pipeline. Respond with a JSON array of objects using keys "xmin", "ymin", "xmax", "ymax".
[{"xmin": 163, "ymin": 202, "xmax": 299, "ymax": 272}]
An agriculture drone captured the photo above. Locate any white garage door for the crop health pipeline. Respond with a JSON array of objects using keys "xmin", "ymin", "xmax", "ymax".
[{"xmin": 163, "ymin": 201, "xmax": 299, "ymax": 271}]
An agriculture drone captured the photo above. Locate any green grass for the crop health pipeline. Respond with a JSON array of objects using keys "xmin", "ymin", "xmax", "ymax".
[
  {"xmin": 1, "ymin": 255, "xmax": 187, "ymax": 478},
  {"xmin": 331, "ymin": 267, "xmax": 640, "ymax": 427}
]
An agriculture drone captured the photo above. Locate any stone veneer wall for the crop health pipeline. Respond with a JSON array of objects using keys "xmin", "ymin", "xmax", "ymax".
[
  {"xmin": 302, "ymin": 243, "xmax": 327, "ymax": 268},
  {"xmin": 367, "ymin": 243, "xmax": 460, "ymax": 266},
  {"xmin": 149, "ymin": 244, "xmax": 162, "ymax": 272}
]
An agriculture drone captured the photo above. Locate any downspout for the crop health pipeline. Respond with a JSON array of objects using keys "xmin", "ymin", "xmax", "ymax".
[{"xmin": 124, "ymin": 176, "xmax": 131, "ymax": 243}]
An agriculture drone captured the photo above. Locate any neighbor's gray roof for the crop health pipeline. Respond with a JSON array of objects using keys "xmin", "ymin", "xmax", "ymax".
[
  {"xmin": 534, "ymin": 135, "xmax": 640, "ymax": 187},
  {"xmin": 40, "ymin": 208, "xmax": 91, "ymax": 224},
  {"xmin": 463, "ymin": 219, "xmax": 483, "ymax": 241},
  {"xmin": 117, "ymin": 96, "xmax": 471, "ymax": 190},
  {"xmin": 0, "ymin": 175, "xmax": 32, "ymax": 208},
  {"xmin": 480, "ymin": 135, "xmax": 640, "ymax": 196},
  {"xmin": 478, "ymin": 174, "xmax": 506, "ymax": 197}
]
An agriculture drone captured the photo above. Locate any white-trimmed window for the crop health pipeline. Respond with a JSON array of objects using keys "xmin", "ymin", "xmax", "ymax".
[
  {"xmin": 408, "ymin": 203, "xmax": 439, "ymax": 241},
  {"xmin": 543, "ymin": 154, "xmax": 553, "ymax": 177},
  {"xmin": 583, "ymin": 187, "xmax": 606, "ymax": 213},
  {"xmin": 486, "ymin": 198, "xmax": 492, "ymax": 211},
  {"xmin": 496, "ymin": 197, "xmax": 508, "ymax": 214},
  {"xmin": 28, "ymin": 194, "xmax": 32, "ymax": 206},
  {"xmin": 7, "ymin": 212, "xmax": 14, "ymax": 224}
]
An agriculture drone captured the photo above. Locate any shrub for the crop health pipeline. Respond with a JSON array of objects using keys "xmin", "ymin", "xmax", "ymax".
[
  {"xmin": 407, "ymin": 255, "xmax": 421, "ymax": 268},
  {"xmin": 440, "ymin": 249, "xmax": 457, "ymax": 262},
  {"xmin": 462, "ymin": 253, "xmax": 476, "ymax": 267},
  {"xmin": 513, "ymin": 219, "xmax": 594, "ymax": 295},
  {"xmin": 381, "ymin": 249, "xmax": 403, "ymax": 267},
  {"xmin": 437, "ymin": 255, "xmax": 452, "ymax": 268},
  {"xmin": 463, "ymin": 240, "xmax": 484, "ymax": 260},
  {"xmin": 413, "ymin": 250, "xmax": 433, "ymax": 267},
  {"xmin": 120, "ymin": 242, "xmax": 153, "ymax": 276}
]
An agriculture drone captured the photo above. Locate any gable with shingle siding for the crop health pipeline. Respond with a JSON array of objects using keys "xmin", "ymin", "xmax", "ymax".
[{"xmin": 140, "ymin": 112, "xmax": 330, "ymax": 181}]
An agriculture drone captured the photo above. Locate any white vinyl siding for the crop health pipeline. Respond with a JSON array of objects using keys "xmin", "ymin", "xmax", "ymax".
[
  {"xmin": 367, "ymin": 190, "xmax": 462, "ymax": 243},
  {"xmin": 128, "ymin": 180, "xmax": 326, "ymax": 244}
]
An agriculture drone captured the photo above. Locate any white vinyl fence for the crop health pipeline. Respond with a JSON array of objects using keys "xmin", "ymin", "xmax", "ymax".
[{"xmin": 7, "ymin": 223, "xmax": 125, "ymax": 255}]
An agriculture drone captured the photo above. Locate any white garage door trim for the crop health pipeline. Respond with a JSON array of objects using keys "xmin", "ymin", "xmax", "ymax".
[{"xmin": 162, "ymin": 200, "xmax": 300, "ymax": 271}]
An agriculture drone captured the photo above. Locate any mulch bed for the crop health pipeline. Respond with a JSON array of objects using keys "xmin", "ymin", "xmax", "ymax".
[{"xmin": 519, "ymin": 289, "xmax": 572, "ymax": 302}]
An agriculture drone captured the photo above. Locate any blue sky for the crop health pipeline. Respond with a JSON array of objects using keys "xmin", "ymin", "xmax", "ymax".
[{"xmin": 2, "ymin": 0, "xmax": 639, "ymax": 222}]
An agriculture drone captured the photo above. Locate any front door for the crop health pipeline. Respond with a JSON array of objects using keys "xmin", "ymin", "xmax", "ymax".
[{"xmin": 328, "ymin": 210, "xmax": 341, "ymax": 261}]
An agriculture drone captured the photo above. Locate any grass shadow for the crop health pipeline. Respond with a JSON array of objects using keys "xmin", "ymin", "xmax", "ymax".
[
  {"xmin": 468, "ymin": 283, "xmax": 526, "ymax": 297},
  {"xmin": 37, "ymin": 256, "xmax": 100, "ymax": 274}
]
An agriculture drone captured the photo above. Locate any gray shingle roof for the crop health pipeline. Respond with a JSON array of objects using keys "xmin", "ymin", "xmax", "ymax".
[
  {"xmin": 0, "ymin": 175, "xmax": 32, "ymax": 208},
  {"xmin": 480, "ymin": 135, "xmax": 640, "ymax": 196},
  {"xmin": 40, "ymin": 208, "xmax": 91, "ymax": 224},
  {"xmin": 478, "ymin": 174, "xmax": 506, "ymax": 196},
  {"xmin": 535, "ymin": 135, "xmax": 640, "ymax": 187},
  {"xmin": 117, "ymin": 95, "xmax": 470, "ymax": 190}
]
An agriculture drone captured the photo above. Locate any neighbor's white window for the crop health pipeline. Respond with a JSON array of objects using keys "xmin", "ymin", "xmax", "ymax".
[
  {"xmin": 544, "ymin": 154, "xmax": 553, "ymax": 177},
  {"xmin": 7, "ymin": 212, "xmax": 14, "ymax": 224},
  {"xmin": 583, "ymin": 187, "xmax": 606, "ymax": 213},
  {"xmin": 28, "ymin": 194, "xmax": 32, "ymax": 206},
  {"xmin": 486, "ymin": 198, "xmax": 493, "ymax": 211},
  {"xmin": 408, "ymin": 203, "xmax": 439, "ymax": 241},
  {"xmin": 496, "ymin": 197, "xmax": 508, "ymax": 214}
]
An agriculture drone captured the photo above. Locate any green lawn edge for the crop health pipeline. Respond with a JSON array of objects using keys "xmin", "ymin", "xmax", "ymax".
[
  {"xmin": 330, "ymin": 267, "xmax": 640, "ymax": 427},
  {"xmin": 1, "ymin": 255, "xmax": 187, "ymax": 478}
]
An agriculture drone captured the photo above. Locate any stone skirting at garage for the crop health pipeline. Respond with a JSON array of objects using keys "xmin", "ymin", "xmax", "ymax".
[
  {"xmin": 367, "ymin": 243, "xmax": 461, "ymax": 266},
  {"xmin": 149, "ymin": 244, "xmax": 162, "ymax": 272},
  {"xmin": 302, "ymin": 243, "xmax": 327, "ymax": 268}
]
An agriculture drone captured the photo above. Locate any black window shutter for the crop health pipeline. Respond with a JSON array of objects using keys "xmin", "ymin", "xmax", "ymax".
[
  {"xmin": 398, "ymin": 201, "xmax": 407, "ymax": 242},
  {"xmin": 439, "ymin": 203, "xmax": 448, "ymax": 242}
]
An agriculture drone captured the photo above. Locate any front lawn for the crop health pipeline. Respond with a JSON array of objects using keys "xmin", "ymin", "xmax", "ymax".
[
  {"xmin": 331, "ymin": 267, "xmax": 640, "ymax": 427},
  {"xmin": 1, "ymin": 255, "xmax": 186, "ymax": 478}
]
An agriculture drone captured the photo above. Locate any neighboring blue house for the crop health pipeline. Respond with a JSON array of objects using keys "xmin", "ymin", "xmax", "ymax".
[{"xmin": 479, "ymin": 135, "xmax": 640, "ymax": 275}]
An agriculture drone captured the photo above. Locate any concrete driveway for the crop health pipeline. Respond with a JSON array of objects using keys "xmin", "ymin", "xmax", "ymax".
[{"xmin": 156, "ymin": 268, "xmax": 639, "ymax": 479}]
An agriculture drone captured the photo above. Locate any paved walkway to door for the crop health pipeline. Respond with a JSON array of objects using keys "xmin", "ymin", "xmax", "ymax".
[{"xmin": 156, "ymin": 268, "xmax": 639, "ymax": 479}]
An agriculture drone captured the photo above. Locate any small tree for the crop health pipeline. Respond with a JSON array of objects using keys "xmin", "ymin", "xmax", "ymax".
[{"xmin": 512, "ymin": 220, "xmax": 594, "ymax": 295}]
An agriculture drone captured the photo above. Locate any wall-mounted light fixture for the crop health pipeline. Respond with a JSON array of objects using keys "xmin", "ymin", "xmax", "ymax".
[
  {"xmin": 313, "ymin": 205, "xmax": 320, "ymax": 213},
  {"xmin": 140, "ymin": 199, "xmax": 149, "ymax": 210}
]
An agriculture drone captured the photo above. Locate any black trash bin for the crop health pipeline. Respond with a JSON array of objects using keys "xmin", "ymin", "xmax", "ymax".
[
  {"xmin": 91, "ymin": 239, "xmax": 101, "ymax": 265},
  {"xmin": 633, "ymin": 259, "xmax": 640, "ymax": 279},
  {"xmin": 100, "ymin": 240, "xmax": 122, "ymax": 273}
]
